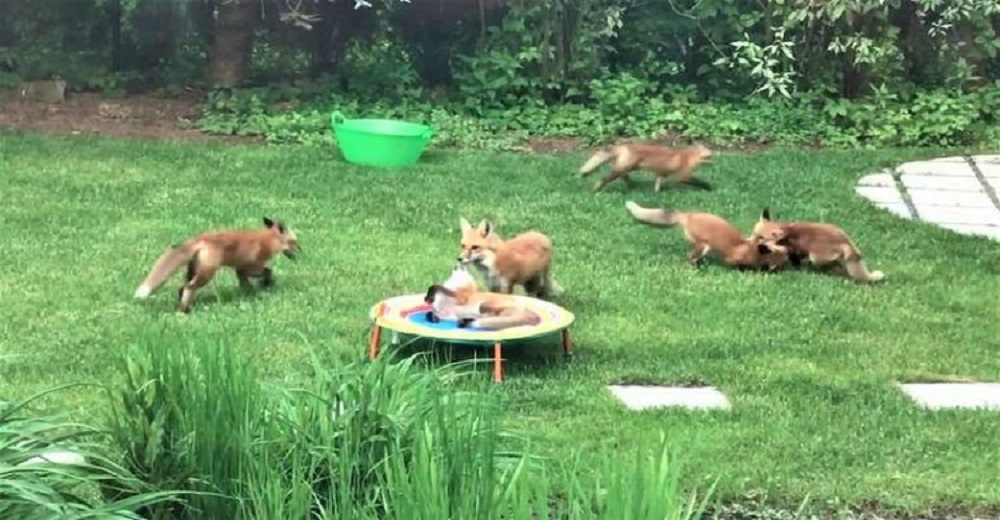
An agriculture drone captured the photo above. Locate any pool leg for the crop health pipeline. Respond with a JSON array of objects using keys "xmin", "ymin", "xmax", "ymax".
[
  {"xmin": 493, "ymin": 342, "xmax": 503, "ymax": 384},
  {"xmin": 561, "ymin": 328, "xmax": 573, "ymax": 357},
  {"xmin": 368, "ymin": 324, "xmax": 382, "ymax": 360}
]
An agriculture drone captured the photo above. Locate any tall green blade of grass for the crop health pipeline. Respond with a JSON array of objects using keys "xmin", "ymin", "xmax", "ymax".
[{"xmin": 0, "ymin": 386, "xmax": 179, "ymax": 519}]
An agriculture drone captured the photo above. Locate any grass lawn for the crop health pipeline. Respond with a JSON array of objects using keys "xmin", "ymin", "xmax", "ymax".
[{"xmin": 2, "ymin": 131, "xmax": 999, "ymax": 515}]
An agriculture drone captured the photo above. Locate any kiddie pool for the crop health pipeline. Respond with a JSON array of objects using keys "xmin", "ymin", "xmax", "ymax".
[{"xmin": 330, "ymin": 110, "xmax": 434, "ymax": 168}]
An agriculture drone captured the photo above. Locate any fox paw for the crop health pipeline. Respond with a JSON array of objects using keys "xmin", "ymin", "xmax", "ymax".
[
  {"xmin": 457, "ymin": 318, "xmax": 475, "ymax": 328},
  {"xmin": 425, "ymin": 311, "xmax": 440, "ymax": 323}
]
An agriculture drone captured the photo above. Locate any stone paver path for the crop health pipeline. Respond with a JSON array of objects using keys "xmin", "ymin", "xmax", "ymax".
[
  {"xmin": 897, "ymin": 382, "xmax": 1000, "ymax": 411},
  {"xmin": 855, "ymin": 155, "xmax": 1000, "ymax": 240},
  {"xmin": 607, "ymin": 385, "xmax": 731, "ymax": 411}
]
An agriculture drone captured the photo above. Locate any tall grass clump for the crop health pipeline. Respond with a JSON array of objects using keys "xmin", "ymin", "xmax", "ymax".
[
  {"xmin": 0, "ymin": 387, "xmax": 178, "ymax": 519},
  {"xmin": 101, "ymin": 337, "xmax": 723, "ymax": 519}
]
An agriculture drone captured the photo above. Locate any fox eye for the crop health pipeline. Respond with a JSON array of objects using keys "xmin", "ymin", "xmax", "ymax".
[{"xmin": 470, "ymin": 245, "xmax": 481, "ymax": 251}]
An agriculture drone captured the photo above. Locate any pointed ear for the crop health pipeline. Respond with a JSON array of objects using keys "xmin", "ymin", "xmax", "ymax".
[
  {"xmin": 263, "ymin": 216, "xmax": 275, "ymax": 228},
  {"xmin": 760, "ymin": 208, "xmax": 771, "ymax": 221},
  {"xmin": 459, "ymin": 217, "xmax": 472, "ymax": 233},
  {"xmin": 477, "ymin": 219, "xmax": 493, "ymax": 237}
]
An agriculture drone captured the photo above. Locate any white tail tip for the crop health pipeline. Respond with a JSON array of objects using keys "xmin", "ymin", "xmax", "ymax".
[
  {"xmin": 134, "ymin": 285, "xmax": 151, "ymax": 298},
  {"xmin": 625, "ymin": 200, "xmax": 639, "ymax": 211}
]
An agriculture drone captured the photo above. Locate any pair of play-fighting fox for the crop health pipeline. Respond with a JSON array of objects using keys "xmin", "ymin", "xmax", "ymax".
[{"xmin": 132, "ymin": 142, "xmax": 883, "ymax": 326}]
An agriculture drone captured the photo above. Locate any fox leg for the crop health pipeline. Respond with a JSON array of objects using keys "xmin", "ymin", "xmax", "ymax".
[
  {"xmin": 687, "ymin": 243, "xmax": 710, "ymax": 267},
  {"xmin": 592, "ymin": 166, "xmax": 634, "ymax": 193},
  {"xmin": 675, "ymin": 168, "xmax": 713, "ymax": 191},
  {"xmin": 236, "ymin": 268, "xmax": 254, "ymax": 292},
  {"xmin": 178, "ymin": 265, "xmax": 218, "ymax": 314},
  {"xmin": 654, "ymin": 176, "xmax": 665, "ymax": 192}
]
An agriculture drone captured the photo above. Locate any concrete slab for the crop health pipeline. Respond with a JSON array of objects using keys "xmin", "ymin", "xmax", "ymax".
[
  {"xmin": 930, "ymin": 156, "xmax": 971, "ymax": 163},
  {"xmin": 934, "ymin": 223, "xmax": 1000, "ymax": 240},
  {"xmin": 898, "ymin": 382, "xmax": 1000, "ymax": 411},
  {"xmin": 873, "ymin": 202, "xmax": 914, "ymax": 219},
  {"xmin": 608, "ymin": 385, "xmax": 731, "ymax": 411},
  {"xmin": 914, "ymin": 206, "xmax": 1000, "ymax": 226},
  {"xmin": 900, "ymin": 174, "xmax": 985, "ymax": 192},
  {"xmin": 896, "ymin": 160, "xmax": 975, "ymax": 177},
  {"xmin": 855, "ymin": 185, "xmax": 905, "ymax": 204},
  {"xmin": 907, "ymin": 189, "xmax": 996, "ymax": 208},
  {"xmin": 857, "ymin": 172, "xmax": 896, "ymax": 187},
  {"xmin": 973, "ymin": 162, "xmax": 1000, "ymax": 179},
  {"xmin": 971, "ymin": 154, "xmax": 1000, "ymax": 164}
]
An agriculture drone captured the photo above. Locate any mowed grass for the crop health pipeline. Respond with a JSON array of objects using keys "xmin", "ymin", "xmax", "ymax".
[{"xmin": 1, "ymin": 131, "xmax": 999, "ymax": 514}]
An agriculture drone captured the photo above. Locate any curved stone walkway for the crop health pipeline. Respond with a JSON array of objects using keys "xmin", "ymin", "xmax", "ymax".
[{"xmin": 855, "ymin": 155, "xmax": 1000, "ymax": 240}]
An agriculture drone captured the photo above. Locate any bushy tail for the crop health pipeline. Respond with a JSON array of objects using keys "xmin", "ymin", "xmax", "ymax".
[
  {"xmin": 844, "ymin": 259, "xmax": 885, "ymax": 283},
  {"xmin": 133, "ymin": 240, "xmax": 199, "ymax": 298},
  {"xmin": 578, "ymin": 149, "xmax": 614, "ymax": 177},
  {"xmin": 624, "ymin": 200, "xmax": 682, "ymax": 228},
  {"xmin": 472, "ymin": 311, "xmax": 534, "ymax": 330}
]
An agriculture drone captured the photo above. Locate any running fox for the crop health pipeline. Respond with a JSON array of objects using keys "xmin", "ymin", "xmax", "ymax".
[
  {"xmin": 579, "ymin": 142, "xmax": 714, "ymax": 193},
  {"xmin": 457, "ymin": 217, "xmax": 563, "ymax": 298},
  {"xmin": 749, "ymin": 209, "xmax": 886, "ymax": 283},
  {"xmin": 625, "ymin": 201, "xmax": 789, "ymax": 271},
  {"xmin": 133, "ymin": 217, "xmax": 301, "ymax": 313},
  {"xmin": 423, "ymin": 262, "xmax": 536, "ymax": 330}
]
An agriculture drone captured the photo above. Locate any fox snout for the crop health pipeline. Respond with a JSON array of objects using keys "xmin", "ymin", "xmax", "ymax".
[{"xmin": 283, "ymin": 241, "xmax": 301, "ymax": 260}]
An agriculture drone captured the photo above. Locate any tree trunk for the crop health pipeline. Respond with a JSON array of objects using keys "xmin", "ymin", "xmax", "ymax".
[{"xmin": 207, "ymin": 0, "xmax": 258, "ymax": 88}]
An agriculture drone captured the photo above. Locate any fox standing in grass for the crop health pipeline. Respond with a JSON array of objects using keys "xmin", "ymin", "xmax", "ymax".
[
  {"xmin": 423, "ymin": 262, "xmax": 536, "ymax": 330},
  {"xmin": 133, "ymin": 217, "xmax": 301, "ymax": 313},
  {"xmin": 458, "ymin": 217, "xmax": 562, "ymax": 299},
  {"xmin": 579, "ymin": 142, "xmax": 714, "ymax": 193},
  {"xmin": 749, "ymin": 208, "xmax": 885, "ymax": 283},
  {"xmin": 625, "ymin": 201, "xmax": 789, "ymax": 271}
]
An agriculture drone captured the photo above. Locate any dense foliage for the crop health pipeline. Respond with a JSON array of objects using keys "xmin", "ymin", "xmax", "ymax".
[{"xmin": 4, "ymin": 0, "xmax": 1000, "ymax": 149}]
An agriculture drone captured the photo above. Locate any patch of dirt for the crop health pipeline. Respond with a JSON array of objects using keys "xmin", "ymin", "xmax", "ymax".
[{"xmin": 0, "ymin": 89, "xmax": 261, "ymax": 145}]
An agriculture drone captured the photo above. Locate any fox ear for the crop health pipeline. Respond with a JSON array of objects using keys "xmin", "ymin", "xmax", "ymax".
[
  {"xmin": 459, "ymin": 217, "xmax": 472, "ymax": 233},
  {"xmin": 477, "ymin": 219, "xmax": 493, "ymax": 237},
  {"xmin": 760, "ymin": 208, "xmax": 771, "ymax": 221},
  {"xmin": 263, "ymin": 216, "xmax": 275, "ymax": 228}
]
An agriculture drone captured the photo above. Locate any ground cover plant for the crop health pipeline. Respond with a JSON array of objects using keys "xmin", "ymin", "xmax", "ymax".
[{"xmin": 2, "ymin": 131, "xmax": 1000, "ymax": 517}]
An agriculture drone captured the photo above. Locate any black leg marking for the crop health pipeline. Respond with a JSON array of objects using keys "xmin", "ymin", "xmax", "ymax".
[{"xmin": 259, "ymin": 267, "xmax": 274, "ymax": 288}]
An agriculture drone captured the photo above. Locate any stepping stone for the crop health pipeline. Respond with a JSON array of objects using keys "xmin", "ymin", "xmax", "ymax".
[
  {"xmin": 857, "ymin": 172, "xmax": 896, "ymax": 187},
  {"xmin": 897, "ymin": 160, "xmax": 975, "ymax": 177},
  {"xmin": 907, "ymin": 189, "xmax": 996, "ymax": 208},
  {"xmin": 915, "ymin": 206, "xmax": 1000, "ymax": 226},
  {"xmin": 855, "ymin": 185, "xmax": 905, "ymax": 204},
  {"xmin": 973, "ymin": 162, "xmax": 1000, "ymax": 179},
  {"xmin": 898, "ymin": 383, "xmax": 1000, "ymax": 411},
  {"xmin": 872, "ymin": 201, "xmax": 914, "ymax": 219},
  {"xmin": 934, "ymin": 223, "xmax": 1000, "ymax": 240},
  {"xmin": 900, "ymin": 174, "xmax": 985, "ymax": 192},
  {"xmin": 929, "ymin": 156, "xmax": 971, "ymax": 163},
  {"xmin": 971, "ymin": 154, "xmax": 1000, "ymax": 164},
  {"xmin": 607, "ymin": 385, "xmax": 731, "ymax": 411}
]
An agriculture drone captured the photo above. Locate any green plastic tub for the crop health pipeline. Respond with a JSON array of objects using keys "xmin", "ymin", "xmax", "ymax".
[{"xmin": 330, "ymin": 111, "xmax": 434, "ymax": 168}]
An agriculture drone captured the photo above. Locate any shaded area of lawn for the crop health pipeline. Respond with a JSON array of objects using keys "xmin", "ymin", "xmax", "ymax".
[{"xmin": 1, "ymin": 131, "xmax": 999, "ymax": 514}]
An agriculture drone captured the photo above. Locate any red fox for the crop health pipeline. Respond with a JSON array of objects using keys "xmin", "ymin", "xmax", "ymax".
[
  {"xmin": 579, "ymin": 142, "xmax": 714, "ymax": 193},
  {"xmin": 423, "ymin": 263, "xmax": 536, "ymax": 330},
  {"xmin": 133, "ymin": 217, "xmax": 301, "ymax": 313},
  {"xmin": 458, "ymin": 217, "xmax": 563, "ymax": 298},
  {"xmin": 750, "ymin": 208, "xmax": 886, "ymax": 283},
  {"xmin": 625, "ymin": 201, "xmax": 789, "ymax": 271}
]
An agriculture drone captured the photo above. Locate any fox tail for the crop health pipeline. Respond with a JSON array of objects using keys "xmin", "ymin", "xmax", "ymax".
[
  {"xmin": 624, "ymin": 200, "xmax": 683, "ymax": 228},
  {"xmin": 133, "ymin": 240, "xmax": 200, "ymax": 298},
  {"xmin": 578, "ymin": 149, "xmax": 615, "ymax": 177}
]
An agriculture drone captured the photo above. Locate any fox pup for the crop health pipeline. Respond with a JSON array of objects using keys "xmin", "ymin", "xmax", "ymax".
[
  {"xmin": 750, "ymin": 208, "xmax": 885, "ymax": 283},
  {"xmin": 458, "ymin": 217, "xmax": 562, "ymax": 298},
  {"xmin": 579, "ymin": 142, "xmax": 714, "ymax": 193},
  {"xmin": 625, "ymin": 201, "xmax": 789, "ymax": 271},
  {"xmin": 133, "ymin": 217, "xmax": 301, "ymax": 313},
  {"xmin": 424, "ymin": 262, "xmax": 489, "ymax": 327},
  {"xmin": 423, "ymin": 263, "xmax": 537, "ymax": 330}
]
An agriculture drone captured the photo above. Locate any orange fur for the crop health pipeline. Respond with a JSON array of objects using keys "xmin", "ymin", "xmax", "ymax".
[
  {"xmin": 133, "ymin": 217, "xmax": 301, "ymax": 313},
  {"xmin": 625, "ymin": 201, "xmax": 789, "ymax": 271},
  {"xmin": 750, "ymin": 209, "xmax": 885, "ymax": 283},
  {"xmin": 579, "ymin": 142, "xmax": 714, "ymax": 193},
  {"xmin": 457, "ymin": 217, "xmax": 562, "ymax": 298}
]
